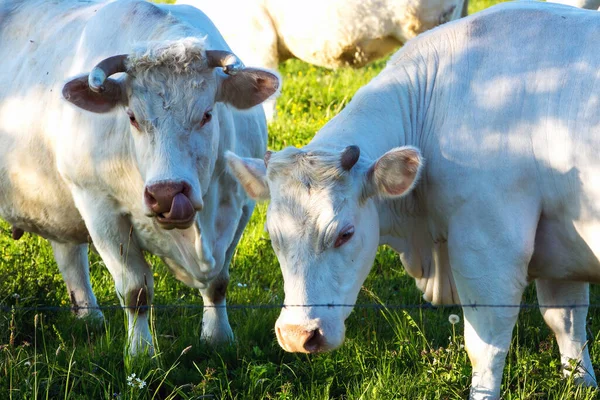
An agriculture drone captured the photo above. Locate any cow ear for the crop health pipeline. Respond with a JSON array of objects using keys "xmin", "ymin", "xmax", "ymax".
[
  {"xmin": 217, "ymin": 68, "xmax": 280, "ymax": 110},
  {"xmin": 62, "ymin": 75, "xmax": 124, "ymax": 113},
  {"xmin": 225, "ymin": 151, "xmax": 270, "ymax": 201},
  {"xmin": 365, "ymin": 146, "xmax": 423, "ymax": 199}
]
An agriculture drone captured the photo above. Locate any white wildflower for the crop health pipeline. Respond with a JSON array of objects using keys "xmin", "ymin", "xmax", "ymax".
[
  {"xmin": 448, "ymin": 314, "xmax": 460, "ymax": 325},
  {"xmin": 24, "ymin": 361, "xmax": 31, "ymax": 367}
]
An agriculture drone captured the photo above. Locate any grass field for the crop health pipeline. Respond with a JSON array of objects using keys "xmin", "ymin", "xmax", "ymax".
[{"xmin": 3, "ymin": 0, "xmax": 600, "ymax": 399}]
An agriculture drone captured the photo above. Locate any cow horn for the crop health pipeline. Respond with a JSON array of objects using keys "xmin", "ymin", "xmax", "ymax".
[
  {"xmin": 264, "ymin": 150, "xmax": 273, "ymax": 168},
  {"xmin": 340, "ymin": 145, "xmax": 360, "ymax": 171},
  {"xmin": 88, "ymin": 54, "xmax": 129, "ymax": 93},
  {"xmin": 206, "ymin": 50, "xmax": 245, "ymax": 75}
]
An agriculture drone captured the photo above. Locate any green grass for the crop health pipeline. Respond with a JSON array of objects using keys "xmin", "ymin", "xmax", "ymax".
[{"xmin": 3, "ymin": 0, "xmax": 600, "ymax": 398}]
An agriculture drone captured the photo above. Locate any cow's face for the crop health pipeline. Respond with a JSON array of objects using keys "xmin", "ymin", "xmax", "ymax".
[
  {"xmin": 63, "ymin": 39, "xmax": 279, "ymax": 230},
  {"xmin": 226, "ymin": 145, "xmax": 423, "ymax": 353}
]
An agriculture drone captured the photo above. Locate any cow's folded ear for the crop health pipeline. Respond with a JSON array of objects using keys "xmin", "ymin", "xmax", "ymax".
[
  {"xmin": 62, "ymin": 75, "xmax": 124, "ymax": 113},
  {"xmin": 216, "ymin": 68, "xmax": 280, "ymax": 110},
  {"xmin": 364, "ymin": 146, "xmax": 423, "ymax": 199},
  {"xmin": 225, "ymin": 151, "xmax": 270, "ymax": 201}
]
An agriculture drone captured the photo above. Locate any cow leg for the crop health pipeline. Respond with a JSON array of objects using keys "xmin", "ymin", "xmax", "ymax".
[
  {"xmin": 536, "ymin": 279, "xmax": 596, "ymax": 386},
  {"xmin": 50, "ymin": 241, "xmax": 102, "ymax": 321},
  {"xmin": 448, "ymin": 202, "xmax": 536, "ymax": 400},
  {"xmin": 70, "ymin": 192, "xmax": 154, "ymax": 355},
  {"xmin": 199, "ymin": 203, "xmax": 253, "ymax": 344}
]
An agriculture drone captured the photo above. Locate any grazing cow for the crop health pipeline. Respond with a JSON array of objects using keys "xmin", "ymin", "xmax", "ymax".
[
  {"xmin": 0, "ymin": 0, "xmax": 279, "ymax": 354},
  {"xmin": 177, "ymin": 0, "xmax": 467, "ymax": 120},
  {"xmin": 227, "ymin": 2, "xmax": 600, "ymax": 398}
]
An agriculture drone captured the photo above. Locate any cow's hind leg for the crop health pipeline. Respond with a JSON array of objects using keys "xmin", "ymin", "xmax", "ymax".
[
  {"xmin": 536, "ymin": 279, "xmax": 596, "ymax": 386},
  {"xmin": 50, "ymin": 241, "xmax": 103, "ymax": 321}
]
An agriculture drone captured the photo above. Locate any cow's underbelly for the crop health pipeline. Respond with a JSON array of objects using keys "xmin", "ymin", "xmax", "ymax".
[
  {"xmin": 0, "ymin": 177, "xmax": 88, "ymax": 243},
  {"xmin": 528, "ymin": 216, "xmax": 600, "ymax": 282}
]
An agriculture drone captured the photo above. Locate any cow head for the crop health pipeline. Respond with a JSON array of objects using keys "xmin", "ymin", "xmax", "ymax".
[
  {"xmin": 62, "ymin": 38, "xmax": 279, "ymax": 230},
  {"xmin": 226, "ymin": 145, "xmax": 423, "ymax": 353}
]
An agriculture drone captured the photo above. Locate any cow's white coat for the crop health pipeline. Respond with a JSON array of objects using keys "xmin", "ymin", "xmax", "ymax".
[
  {"xmin": 0, "ymin": 0, "xmax": 279, "ymax": 354},
  {"xmin": 227, "ymin": 2, "xmax": 600, "ymax": 398}
]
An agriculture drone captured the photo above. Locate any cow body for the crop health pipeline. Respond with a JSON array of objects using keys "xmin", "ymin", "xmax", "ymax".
[
  {"xmin": 227, "ymin": 2, "xmax": 600, "ymax": 398},
  {"xmin": 0, "ymin": 0, "xmax": 279, "ymax": 354},
  {"xmin": 177, "ymin": 0, "xmax": 466, "ymax": 120}
]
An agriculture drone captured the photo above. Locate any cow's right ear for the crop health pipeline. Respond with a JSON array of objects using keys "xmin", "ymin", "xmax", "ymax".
[
  {"xmin": 62, "ymin": 75, "xmax": 124, "ymax": 113},
  {"xmin": 364, "ymin": 146, "xmax": 423, "ymax": 199},
  {"xmin": 225, "ymin": 151, "xmax": 270, "ymax": 201}
]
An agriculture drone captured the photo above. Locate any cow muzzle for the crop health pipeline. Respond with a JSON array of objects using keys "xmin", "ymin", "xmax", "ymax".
[
  {"xmin": 144, "ymin": 181, "xmax": 200, "ymax": 229},
  {"xmin": 276, "ymin": 323, "xmax": 327, "ymax": 353}
]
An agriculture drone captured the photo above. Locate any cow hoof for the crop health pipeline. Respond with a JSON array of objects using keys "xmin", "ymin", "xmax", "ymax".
[
  {"xmin": 128, "ymin": 340, "xmax": 155, "ymax": 357},
  {"xmin": 201, "ymin": 326, "xmax": 234, "ymax": 346}
]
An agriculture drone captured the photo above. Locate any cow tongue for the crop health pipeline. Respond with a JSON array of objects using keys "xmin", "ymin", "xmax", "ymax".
[{"xmin": 163, "ymin": 193, "xmax": 195, "ymax": 221}]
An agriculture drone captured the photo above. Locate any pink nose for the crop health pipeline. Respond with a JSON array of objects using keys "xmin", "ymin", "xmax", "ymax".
[
  {"xmin": 276, "ymin": 324, "xmax": 325, "ymax": 353},
  {"xmin": 144, "ymin": 181, "xmax": 197, "ymax": 229}
]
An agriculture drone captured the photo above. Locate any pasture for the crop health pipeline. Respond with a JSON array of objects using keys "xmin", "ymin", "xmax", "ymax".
[{"xmin": 2, "ymin": 0, "xmax": 600, "ymax": 398}]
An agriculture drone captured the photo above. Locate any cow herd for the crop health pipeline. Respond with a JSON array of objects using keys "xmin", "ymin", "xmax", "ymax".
[{"xmin": 1, "ymin": 0, "xmax": 600, "ymax": 399}]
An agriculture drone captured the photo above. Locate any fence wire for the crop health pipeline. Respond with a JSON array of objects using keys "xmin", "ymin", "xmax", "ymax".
[{"xmin": 1, "ymin": 302, "xmax": 597, "ymax": 313}]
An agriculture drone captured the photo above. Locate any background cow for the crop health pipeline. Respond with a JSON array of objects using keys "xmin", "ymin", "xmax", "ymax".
[
  {"xmin": 227, "ymin": 2, "xmax": 600, "ymax": 398},
  {"xmin": 177, "ymin": 0, "xmax": 467, "ymax": 120},
  {"xmin": 0, "ymin": 0, "xmax": 279, "ymax": 354},
  {"xmin": 549, "ymin": 0, "xmax": 600, "ymax": 9}
]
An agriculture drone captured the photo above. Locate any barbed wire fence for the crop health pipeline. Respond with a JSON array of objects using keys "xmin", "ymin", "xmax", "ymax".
[{"xmin": 2, "ymin": 301, "xmax": 598, "ymax": 313}]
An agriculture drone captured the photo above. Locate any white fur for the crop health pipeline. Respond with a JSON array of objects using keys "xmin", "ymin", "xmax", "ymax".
[
  {"xmin": 0, "ymin": 0, "xmax": 275, "ymax": 355},
  {"xmin": 177, "ymin": 0, "xmax": 466, "ymax": 120},
  {"xmin": 227, "ymin": 3, "xmax": 600, "ymax": 398}
]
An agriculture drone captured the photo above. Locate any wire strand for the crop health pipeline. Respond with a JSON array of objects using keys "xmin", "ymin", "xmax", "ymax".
[{"xmin": 1, "ymin": 302, "xmax": 597, "ymax": 313}]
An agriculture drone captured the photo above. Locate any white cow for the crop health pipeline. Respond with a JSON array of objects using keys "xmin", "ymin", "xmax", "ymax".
[
  {"xmin": 549, "ymin": 0, "xmax": 600, "ymax": 10},
  {"xmin": 227, "ymin": 2, "xmax": 600, "ymax": 398},
  {"xmin": 0, "ymin": 0, "xmax": 279, "ymax": 355},
  {"xmin": 177, "ymin": 0, "xmax": 466, "ymax": 120}
]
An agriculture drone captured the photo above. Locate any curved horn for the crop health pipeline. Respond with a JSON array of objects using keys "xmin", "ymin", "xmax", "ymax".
[
  {"xmin": 264, "ymin": 150, "xmax": 273, "ymax": 168},
  {"xmin": 340, "ymin": 145, "xmax": 360, "ymax": 171},
  {"xmin": 206, "ymin": 50, "xmax": 245, "ymax": 75},
  {"xmin": 88, "ymin": 54, "xmax": 128, "ymax": 93}
]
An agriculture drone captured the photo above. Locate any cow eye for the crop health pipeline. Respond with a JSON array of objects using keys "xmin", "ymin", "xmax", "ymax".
[
  {"xmin": 200, "ymin": 109, "xmax": 212, "ymax": 128},
  {"xmin": 334, "ymin": 225, "xmax": 355, "ymax": 248},
  {"xmin": 127, "ymin": 109, "xmax": 139, "ymax": 130}
]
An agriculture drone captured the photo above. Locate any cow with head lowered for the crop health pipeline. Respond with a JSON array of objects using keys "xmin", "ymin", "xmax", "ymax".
[
  {"xmin": 0, "ymin": 0, "xmax": 279, "ymax": 354},
  {"xmin": 227, "ymin": 2, "xmax": 600, "ymax": 399}
]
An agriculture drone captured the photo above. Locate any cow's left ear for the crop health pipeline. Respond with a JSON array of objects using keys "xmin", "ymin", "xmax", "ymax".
[
  {"xmin": 217, "ymin": 68, "xmax": 280, "ymax": 110},
  {"xmin": 225, "ymin": 151, "xmax": 270, "ymax": 201},
  {"xmin": 364, "ymin": 146, "xmax": 424, "ymax": 199}
]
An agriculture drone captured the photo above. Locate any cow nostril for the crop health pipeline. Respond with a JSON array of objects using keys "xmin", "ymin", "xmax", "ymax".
[{"xmin": 303, "ymin": 329, "xmax": 323, "ymax": 353}]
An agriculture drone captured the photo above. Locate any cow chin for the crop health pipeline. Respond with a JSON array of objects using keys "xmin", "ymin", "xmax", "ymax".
[{"xmin": 155, "ymin": 213, "xmax": 196, "ymax": 230}]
